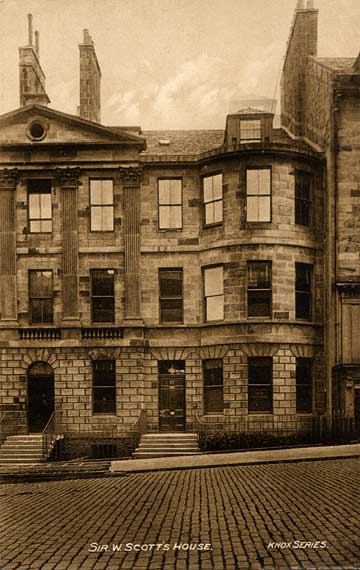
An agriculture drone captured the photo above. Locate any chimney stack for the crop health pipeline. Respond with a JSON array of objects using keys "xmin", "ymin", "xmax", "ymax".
[
  {"xmin": 79, "ymin": 29, "xmax": 101, "ymax": 123},
  {"xmin": 19, "ymin": 14, "xmax": 50, "ymax": 107},
  {"xmin": 281, "ymin": 2, "xmax": 318, "ymax": 136}
]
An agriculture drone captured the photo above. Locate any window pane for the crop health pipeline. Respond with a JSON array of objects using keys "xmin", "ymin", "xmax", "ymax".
[
  {"xmin": 159, "ymin": 206, "xmax": 171, "ymax": 228},
  {"xmin": 92, "ymin": 298, "xmax": 115, "ymax": 322},
  {"xmin": 31, "ymin": 299, "xmax": 43, "ymax": 323},
  {"xmin": 296, "ymin": 386, "xmax": 312, "ymax": 413},
  {"xmin": 94, "ymin": 361, "xmax": 116, "ymax": 386},
  {"xmin": 203, "ymin": 177, "xmax": 213, "ymax": 203},
  {"xmin": 259, "ymin": 169, "xmax": 271, "ymax": 194},
  {"xmin": 30, "ymin": 220, "xmax": 41, "ymax": 233},
  {"xmin": 206, "ymin": 295, "xmax": 224, "ymax": 321},
  {"xmin": 246, "ymin": 170, "xmax": 259, "ymax": 195},
  {"xmin": 213, "ymin": 200, "xmax": 223, "ymax": 223},
  {"xmin": 296, "ymin": 292, "xmax": 311, "ymax": 320},
  {"xmin": 248, "ymin": 263, "xmax": 271, "ymax": 289},
  {"xmin": 30, "ymin": 271, "xmax": 52, "ymax": 296},
  {"xmin": 40, "ymin": 193, "xmax": 52, "ymax": 217},
  {"xmin": 158, "ymin": 180, "xmax": 171, "ymax": 204},
  {"xmin": 170, "ymin": 206, "xmax": 182, "ymax": 228},
  {"xmin": 160, "ymin": 270, "xmax": 182, "ymax": 297},
  {"xmin": 90, "ymin": 180, "xmax": 102, "ymax": 204},
  {"xmin": 41, "ymin": 220, "xmax": 52, "ymax": 232},
  {"xmin": 92, "ymin": 271, "xmax": 114, "ymax": 296},
  {"xmin": 247, "ymin": 196, "xmax": 259, "ymax": 222},
  {"xmin": 258, "ymin": 196, "xmax": 270, "ymax": 221},
  {"xmin": 248, "ymin": 358, "xmax": 272, "ymax": 385},
  {"xmin": 93, "ymin": 388, "xmax": 116, "ymax": 414},
  {"xmin": 205, "ymin": 386, "xmax": 224, "ymax": 413},
  {"xmin": 205, "ymin": 202, "xmax": 214, "ymax": 224},
  {"xmin": 212, "ymin": 174, "xmax": 223, "ymax": 200},
  {"xmin": 91, "ymin": 206, "xmax": 102, "ymax": 231},
  {"xmin": 160, "ymin": 299, "xmax": 183, "ymax": 322},
  {"xmin": 101, "ymin": 180, "xmax": 113, "ymax": 204},
  {"xmin": 248, "ymin": 290, "xmax": 271, "ymax": 317},
  {"xmin": 29, "ymin": 194, "xmax": 40, "ymax": 218},
  {"xmin": 42, "ymin": 299, "xmax": 53, "ymax": 323},
  {"xmin": 248, "ymin": 386, "xmax": 272, "ymax": 412},
  {"xmin": 170, "ymin": 180, "xmax": 182, "ymax": 204},
  {"xmin": 101, "ymin": 206, "xmax": 114, "ymax": 231},
  {"xmin": 204, "ymin": 266, "xmax": 223, "ymax": 296},
  {"xmin": 296, "ymin": 264, "xmax": 312, "ymax": 292}
]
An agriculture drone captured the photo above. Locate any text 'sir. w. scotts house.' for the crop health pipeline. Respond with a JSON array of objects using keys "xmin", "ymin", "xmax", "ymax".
[{"xmin": 0, "ymin": 2, "xmax": 360, "ymax": 462}]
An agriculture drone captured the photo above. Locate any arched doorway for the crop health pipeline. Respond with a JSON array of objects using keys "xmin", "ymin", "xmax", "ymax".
[{"xmin": 27, "ymin": 362, "xmax": 54, "ymax": 432}]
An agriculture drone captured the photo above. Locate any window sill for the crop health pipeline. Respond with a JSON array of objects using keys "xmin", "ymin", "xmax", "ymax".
[
  {"xmin": 248, "ymin": 411, "xmax": 273, "ymax": 415},
  {"xmin": 158, "ymin": 228, "xmax": 183, "ymax": 232},
  {"xmin": 203, "ymin": 223, "xmax": 223, "ymax": 229}
]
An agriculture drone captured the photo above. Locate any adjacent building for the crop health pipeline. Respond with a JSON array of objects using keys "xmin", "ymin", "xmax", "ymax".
[{"xmin": 0, "ymin": 2, "xmax": 359, "ymax": 455}]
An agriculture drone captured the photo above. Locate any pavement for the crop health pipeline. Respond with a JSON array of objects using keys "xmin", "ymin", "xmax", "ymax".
[
  {"xmin": 0, "ymin": 443, "xmax": 360, "ymax": 482},
  {"xmin": 0, "ymin": 457, "xmax": 359, "ymax": 569}
]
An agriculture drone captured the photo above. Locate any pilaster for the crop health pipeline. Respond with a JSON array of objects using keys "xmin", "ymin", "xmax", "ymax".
[
  {"xmin": 0, "ymin": 169, "xmax": 18, "ymax": 322},
  {"xmin": 56, "ymin": 168, "xmax": 80, "ymax": 322},
  {"xmin": 120, "ymin": 167, "xmax": 143, "ymax": 324}
]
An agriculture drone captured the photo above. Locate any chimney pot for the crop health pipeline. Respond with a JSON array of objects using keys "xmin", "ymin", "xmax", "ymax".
[
  {"xmin": 83, "ymin": 29, "xmax": 92, "ymax": 44},
  {"xmin": 28, "ymin": 13, "xmax": 33, "ymax": 45},
  {"xmin": 35, "ymin": 31, "xmax": 39, "ymax": 56}
]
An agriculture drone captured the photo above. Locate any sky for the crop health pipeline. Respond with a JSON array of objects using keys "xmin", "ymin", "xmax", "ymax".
[{"xmin": 0, "ymin": 0, "xmax": 359, "ymax": 130}]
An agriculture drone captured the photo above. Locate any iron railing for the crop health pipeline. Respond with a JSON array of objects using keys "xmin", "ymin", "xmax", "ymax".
[
  {"xmin": 193, "ymin": 413, "xmax": 359, "ymax": 447},
  {"xmin": 42, "ymin": 410, "xmax": 64, "ymax": 459}
]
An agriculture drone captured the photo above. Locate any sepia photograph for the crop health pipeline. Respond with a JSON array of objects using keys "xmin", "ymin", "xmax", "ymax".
[{"xmin": 0, "ymin": 0, "xmax": 359, "ymax": 568}]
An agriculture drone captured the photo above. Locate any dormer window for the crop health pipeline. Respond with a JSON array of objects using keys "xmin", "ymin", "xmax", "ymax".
[{"xmin": 224, "ymin": 109, "xmax": 273, "ymax": 150}]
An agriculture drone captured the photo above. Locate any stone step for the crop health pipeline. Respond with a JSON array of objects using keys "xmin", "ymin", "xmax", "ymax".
[
  {"xmin": 138, "ymin": 442, "xmax": 198, "ymax": 451},
  {"xmin": 0, "ymin": 457, "xmax": 45, "ymax": 464},
  {"xmin": 133, "ymin": 451, "xmax": 201, "ymax": 459},
  {"xmin": 142, "ymin": 433, "xmax": 197, "ymax": 438},
  {"xmin": 0, "ymin": 450, "xmax": 44, "ymax": 456},
  {"xmin": 140, "ymin": 437, "xmax": 198, "ymax": 444}
]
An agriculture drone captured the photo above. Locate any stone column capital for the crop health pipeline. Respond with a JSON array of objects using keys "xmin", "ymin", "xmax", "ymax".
[
  {"xmin": 119, "ymin": 167, "xmax": 142, "ymax": 187},
  {"xmin": 0, "ymin": 169, "xmax": 19, "ymax": 189},
  {"xmin": 55, "ymin": 167, "xmax": 81, "ymax": 187}
]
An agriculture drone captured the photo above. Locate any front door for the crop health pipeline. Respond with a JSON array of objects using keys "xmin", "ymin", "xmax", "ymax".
[
  {"xmin": 159, "ymin": 361, "xmax": 186, "ymax": 432},
  {"xmin": 28, "ymin": 362, "xmax": 54, "ymax": 432}
]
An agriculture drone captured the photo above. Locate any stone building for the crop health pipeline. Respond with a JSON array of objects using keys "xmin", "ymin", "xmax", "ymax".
[{"xmin": 0, "ymin": 3, "xmax": 359, "ymax": 456}]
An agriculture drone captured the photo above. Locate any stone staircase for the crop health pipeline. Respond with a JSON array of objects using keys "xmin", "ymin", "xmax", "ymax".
[
  {"xmin": 134, "ymin": 433, "xmax": 200, "ymax": 459},
  {"xmin": 0, "ymin": 434, "xmax": 45, "ymax": 464}
]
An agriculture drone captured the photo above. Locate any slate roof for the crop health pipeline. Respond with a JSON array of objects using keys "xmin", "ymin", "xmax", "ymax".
[{"xmin": 140, "ymin": 128, "xmax": 317, "ymax": 157}]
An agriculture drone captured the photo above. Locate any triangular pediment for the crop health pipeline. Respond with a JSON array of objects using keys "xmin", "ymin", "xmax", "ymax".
[{"xmin": 0, "ymin": 104, "xmax": 146, "ymax": 149}]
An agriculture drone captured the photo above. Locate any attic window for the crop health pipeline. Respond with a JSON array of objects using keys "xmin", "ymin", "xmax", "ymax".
[
  {"xmin": 159, "ymin": 139, "xmax": 170, "ymax": 146},
  {"xmin": 27, "ymin": 120, "xmax": 47, "ymax": 141}
]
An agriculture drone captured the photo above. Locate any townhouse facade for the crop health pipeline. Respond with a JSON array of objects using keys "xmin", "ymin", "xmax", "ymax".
[{"xmin": 0, "ymin": 2, "xmax": 359, "ymax": 452}]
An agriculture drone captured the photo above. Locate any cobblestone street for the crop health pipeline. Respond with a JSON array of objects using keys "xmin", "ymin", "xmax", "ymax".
[{"xmin": 0, "ymin": 459, "xmax": 359, "ymax": 570}]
